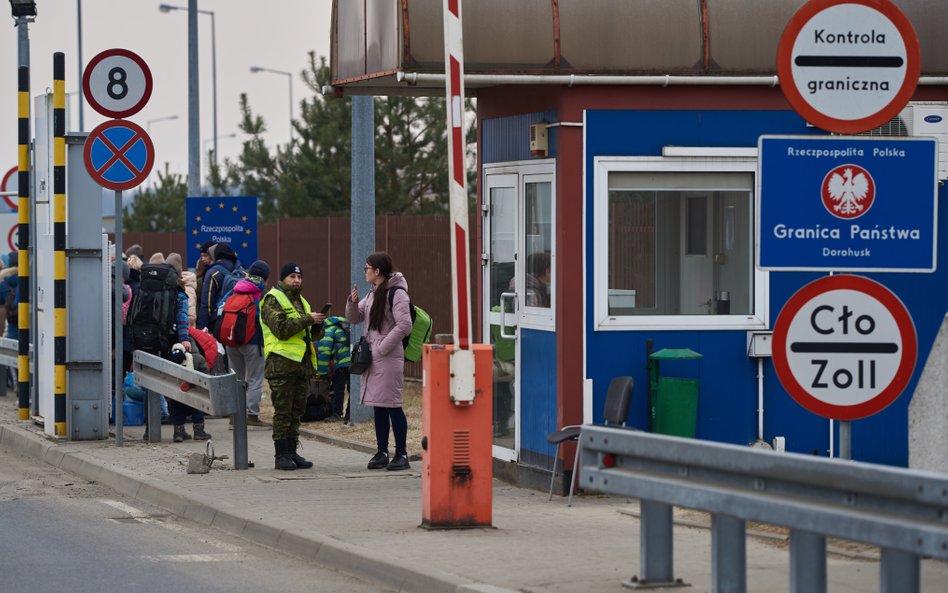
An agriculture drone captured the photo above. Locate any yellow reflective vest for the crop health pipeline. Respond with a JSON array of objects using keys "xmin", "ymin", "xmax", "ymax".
[{"xmin": 260, "ymin": 287, "xmax": 317, "ymax": 368}]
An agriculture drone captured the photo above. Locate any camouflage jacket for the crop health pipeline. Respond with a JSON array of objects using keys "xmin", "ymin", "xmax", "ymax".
[{"xmin": 260, "ymin": 282, "xmax": 320, "ymax": 379}]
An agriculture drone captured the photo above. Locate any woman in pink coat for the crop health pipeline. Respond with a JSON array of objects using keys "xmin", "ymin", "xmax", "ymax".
[{"xmin": 347, "ymin": 252, "xmax": 413, "ymax": 471}]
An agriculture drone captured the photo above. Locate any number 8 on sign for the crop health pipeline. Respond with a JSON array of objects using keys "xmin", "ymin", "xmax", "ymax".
[{"xmin": 82, "ymin": 49, "xmax": 153, "ymax": 119}]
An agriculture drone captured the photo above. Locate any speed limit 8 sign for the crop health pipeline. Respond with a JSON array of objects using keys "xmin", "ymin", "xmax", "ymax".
[{"xmin": 82, "ymin": 49, "xmax": 153, "ymax": 119}]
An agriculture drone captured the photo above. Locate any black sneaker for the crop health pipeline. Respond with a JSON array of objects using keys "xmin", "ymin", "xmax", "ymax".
[
  {"xmin": 387, "ymin": 454, "xmax": 410, "ymax": 471},
  {"xmin": 367, "ymin": 451, "xmax": 389, "ymax": 469}
]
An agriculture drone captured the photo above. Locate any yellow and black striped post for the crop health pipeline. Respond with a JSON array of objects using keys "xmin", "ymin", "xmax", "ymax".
[
  {"xmin": 16, "ymin": 65, "xmax": 30, "ymax": 421},
  {"xmin": 53, "ymin": 52, "xmax": 66, "ymax": 436}
]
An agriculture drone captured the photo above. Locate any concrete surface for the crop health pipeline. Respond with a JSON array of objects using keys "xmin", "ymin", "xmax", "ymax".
[
  {"xmin": 2, "ymin": 395, "xmax": 947, "ymax": 593},
  {"xmin": 909, "ymin": 314, "xmax": 948, "ymax": 474}
]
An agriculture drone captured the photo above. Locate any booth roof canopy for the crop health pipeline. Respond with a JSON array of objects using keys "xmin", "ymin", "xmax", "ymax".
[{"xmin": 330, "ymin": 0, "xmax": 948, "ymax": 96}]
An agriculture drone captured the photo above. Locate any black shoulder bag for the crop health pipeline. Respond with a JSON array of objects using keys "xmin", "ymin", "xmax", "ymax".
[{"xmin": 349, "ymin": 336, "xmax": 372, "ymax": 375}]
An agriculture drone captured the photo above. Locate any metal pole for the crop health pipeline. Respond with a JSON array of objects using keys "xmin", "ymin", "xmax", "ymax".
[
  {"xmin": 187, "ymin": 0, "xmax": 200, "ymax": 197},
  {"xmin": 839, "ymin": 419, "xmax": 851, "ymax": 460},
  {"xmin": 16, "ymin": 64, "xmax": 31, "ymax": 422},
  {"xmin": 209, "ymin": 10, "xmax": 217, "ymax": 167},
  {"xmin": 789, "ymin": 530, "xmax": 826, "ymax": 593},
  {"xmin": 53, "ymin": 52, "xmax": 67, "ymax": 437},
  {"xmin": 349, "ymin": 95, "xmax": 375, "ymax": 424},
  {"xmin": 114, "ymin": 190, "xmax": 124, "ymax": 446},
  {"xmin": 288, "ymin": 74, "xmax": 293, "ymax": 142},
  {"xmin": 880, "ymin": 548, "xmax": 920, "ymax": 593},
  {"xmin": 639, "ymin": 500, "xmax": 675, "ymax": 585},
  {"xmin": 711, "ymin": 514, "xmax": 746, "ymax": 593},
  {"xmin": 77, "ymin": 0, "xmax": 84, "ymax": 131}
]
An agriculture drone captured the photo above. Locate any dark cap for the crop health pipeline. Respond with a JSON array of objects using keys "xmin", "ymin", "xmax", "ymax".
[
  {"xmin": 200, "ymin": 240, "xmax": 216, "ymax": 255},
  {"xmin": 213, "ymin": 242, "xmax": 237, "ymax": 262},
  {"xmin": 280, "ymin": 262, "xmax": 302, "ymax": 281},
  {"xmin": 248, "ymin": 260, "xmax": 270, "ymax": 281}
]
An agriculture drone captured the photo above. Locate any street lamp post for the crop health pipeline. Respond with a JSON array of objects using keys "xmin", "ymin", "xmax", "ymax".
[
  {"xmin": 203, "ymin": 132, "xmax": 237, "ymax": 167},
  {"xmin": 159, "ymin": 3, "xmax": 218, "ymax": 166},
  {"xmin": 146, "ymin": 114, "xmax": 179, "ymax": 135},
  {"xmin": 250, "ymin": 66, "xmax": 294, "ymax": 142}
]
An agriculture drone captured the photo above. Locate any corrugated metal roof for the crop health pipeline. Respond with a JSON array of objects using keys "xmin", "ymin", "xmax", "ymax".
[{"xmin": 330, "ymin": 0, "xmax": 948, "ymax": 94}]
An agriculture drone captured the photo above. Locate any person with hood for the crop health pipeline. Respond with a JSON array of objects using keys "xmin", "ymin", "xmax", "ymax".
[
  {"xmin": 347, "ymin": 252, "xmax": 413, "ymax": 471},
  {"xmin": 260, "ymin": 262, "xmax": 325, "ymax": 470},
  {"xmin": 316, "ymin": 313, "xmax": 350, "ymax": 422},
  {"xmin": 165, "ymin": 253, "xmax": 197, "ymax": 326},
  {"xmin": 198, "ymin": 242, "xmax": 240, "ymax": 331},
  {"xmin": 194, "ymin": 240, "xmax": 215, "ymax": 299},
  {"xmin": 225, "ymin": 259, "xmax": 270, "ymax": 426}
]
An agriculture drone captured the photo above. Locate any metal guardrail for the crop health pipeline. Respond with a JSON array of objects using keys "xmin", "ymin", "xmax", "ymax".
[
  {"xmin": 0, "ymin": 336, "xmax": 29, "ymax": 370},
  {"xmin": 579, "ymin": 425, "xmax": 948, "ymax": 593},
  {"xmin": 133, "ymin": 350, "xmax": 248, "ymax": 470}
]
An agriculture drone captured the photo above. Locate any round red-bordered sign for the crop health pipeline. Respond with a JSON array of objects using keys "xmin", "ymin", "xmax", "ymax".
[
  {"xmin": 83, "ymin": 120, "xmax": 155, "ymax": 191},
  {"xmin": 773, "ymin": 275, "xmax": 917, "ymax": 420},
  {"xmin": 1, "ymin": 166, "xmax": 17, "ymax": 210},
  {"xmin": 777, "ymin": 0, "xmax": 920, "ymax": 134},
  {"xmin": 82, "ymin": 48, "xmax": 153, "ymax": 119},
  {"xmin": 6, "ymin": 224, "xmax": 17, "ymax": 253}
]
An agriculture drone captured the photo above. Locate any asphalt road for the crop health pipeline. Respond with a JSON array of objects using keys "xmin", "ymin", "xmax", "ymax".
[{"xmin": 0, "ymin": 444, "xmax": 393, "ymax": 593}]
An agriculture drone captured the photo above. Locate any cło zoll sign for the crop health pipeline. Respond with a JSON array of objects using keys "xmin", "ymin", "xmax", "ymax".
[
  {"xmin": 772, "ymin": 275, "xmax": 917, "ymax": 420},
  {"xmin": 777, "ymin": 0, "xmax": 920, "ymax": 134}
]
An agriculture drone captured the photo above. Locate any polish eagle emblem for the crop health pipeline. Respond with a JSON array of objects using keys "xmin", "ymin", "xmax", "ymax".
[{"xmin": 821, "ymin": 164, "xmax": 875, "ymax": 220}]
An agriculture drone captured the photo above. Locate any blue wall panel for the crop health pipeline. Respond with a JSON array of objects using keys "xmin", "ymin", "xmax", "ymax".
[
  {"xmin": 584, "ymin": 109, "xmax": 948, "ymax": 466},
  {"xmin": 518, "ymin": 328, "xmax": 558, "ymax": 461},
  {"xmin": 482, "ymin": 111, "xmax": 558, "ymax": 164}
]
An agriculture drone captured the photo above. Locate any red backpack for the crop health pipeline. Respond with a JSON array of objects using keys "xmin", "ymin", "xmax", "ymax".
[{"xmin": 215, "ymin": 292, "xmax": 258, "ymax": 347}]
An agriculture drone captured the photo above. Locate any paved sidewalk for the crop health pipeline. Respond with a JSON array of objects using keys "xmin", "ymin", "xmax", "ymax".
[{"xmin": 1, "ymin": 399, "xmax": 947, "ymax": 593}]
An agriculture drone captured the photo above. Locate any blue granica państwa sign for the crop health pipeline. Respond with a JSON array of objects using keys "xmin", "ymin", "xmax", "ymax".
[
  {"xmin": 757, "ymin": 135, "xmax": 938, "ymax": 273},
  {"xmin": 185, "ymin": 196, "xmax": 258, "ymax": 270}
]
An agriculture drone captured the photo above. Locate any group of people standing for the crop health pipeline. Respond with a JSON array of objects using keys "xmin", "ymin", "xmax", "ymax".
[{"xmin": 122, "ymin": 241, "xmax": 415, "ymax": 473}]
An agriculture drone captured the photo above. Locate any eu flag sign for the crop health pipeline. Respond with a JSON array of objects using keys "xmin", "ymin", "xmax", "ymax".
[{"xmin": 186, "ymin": 196, "xmax": 258, "ymax": 270}]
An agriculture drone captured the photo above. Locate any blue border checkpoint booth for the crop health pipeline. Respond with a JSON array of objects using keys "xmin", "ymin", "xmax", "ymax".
[{"xmin": 329, "ymin": 0, "xmax": 948, "ymax": 488}]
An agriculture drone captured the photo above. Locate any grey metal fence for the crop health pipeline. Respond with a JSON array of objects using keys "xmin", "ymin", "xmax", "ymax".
[
  {"xmin": 133, "ymin": 350, "xmax": 249, "ymax": 469},
  {"xmin": 579, "ymin": 425, "xmax": 948, "ymax": 593}
]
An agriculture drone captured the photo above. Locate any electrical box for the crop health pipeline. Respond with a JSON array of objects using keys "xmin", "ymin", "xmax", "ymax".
[
  {"xmin": 529, "ymin": 123, "xmax": 548, "ymax": 157},
  {"xmin": 747, "ymin": 331, "xmax": 773, "ymax": 358}
]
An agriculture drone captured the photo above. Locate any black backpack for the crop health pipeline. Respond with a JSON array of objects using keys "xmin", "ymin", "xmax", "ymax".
[{"xmin": 129, "ymin": 264, "xmax": 180, "ymax": 357}]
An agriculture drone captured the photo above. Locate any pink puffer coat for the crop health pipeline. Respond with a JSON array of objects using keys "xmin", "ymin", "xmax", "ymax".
[{"xmin": 346, "ymin": 272, "xmax": 412, "ymax": 407}]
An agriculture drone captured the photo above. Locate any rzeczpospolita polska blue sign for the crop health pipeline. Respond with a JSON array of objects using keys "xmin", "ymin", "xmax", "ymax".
[{"xmin": 756, "ymin": 135, "xmax": 938, "ymax": 272}]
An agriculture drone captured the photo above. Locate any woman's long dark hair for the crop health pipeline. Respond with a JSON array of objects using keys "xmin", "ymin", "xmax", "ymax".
[{"xmin": 367, "ymin": 252, "xmax": 395, "ymax": 332}]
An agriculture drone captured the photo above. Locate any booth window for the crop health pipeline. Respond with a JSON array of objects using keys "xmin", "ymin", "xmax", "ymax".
[{"xmin": 595, "ymin": 157, "xmax": 767, "ymax": 330}]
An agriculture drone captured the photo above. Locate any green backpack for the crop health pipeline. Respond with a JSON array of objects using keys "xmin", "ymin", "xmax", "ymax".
[{"xmin": 388, "ymin": 286, "xmax": 432, "ymax": 362}]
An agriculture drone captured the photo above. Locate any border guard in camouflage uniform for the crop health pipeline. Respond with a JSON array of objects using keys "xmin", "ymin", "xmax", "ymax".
[{"xmin": 260, "ymin": 262, "xmax": 325, "ymax": 470}]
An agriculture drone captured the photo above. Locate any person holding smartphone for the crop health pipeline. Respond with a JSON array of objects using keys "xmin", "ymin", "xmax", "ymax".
[
  {"xmin": 260, "ymin": 262, "xmax": 326, "ymax": 470},
  {"xmin": 346, "ymin": 252, "xmax": 413, "ymax": 471}
]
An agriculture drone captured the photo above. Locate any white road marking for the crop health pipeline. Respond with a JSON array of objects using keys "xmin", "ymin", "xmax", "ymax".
[{"xmin": 99, "ymin": 498, "xmax": 243, "ymax": 552}]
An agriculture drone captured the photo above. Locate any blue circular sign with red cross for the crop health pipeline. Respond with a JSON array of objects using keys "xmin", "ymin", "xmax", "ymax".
[{"xmin": 83, "ymin": 119, "xmax": 154, "ymax": 191}]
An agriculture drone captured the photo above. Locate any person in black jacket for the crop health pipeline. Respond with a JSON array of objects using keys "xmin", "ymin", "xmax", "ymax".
[{"xmin": 197, "ymin": 242, "xmax": 240, "ymax": 330}]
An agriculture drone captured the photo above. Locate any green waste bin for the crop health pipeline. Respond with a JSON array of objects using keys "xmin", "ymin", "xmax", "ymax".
[{"xmin": 648, "ymin": 348, "xmax": 702, "ymax": 438}]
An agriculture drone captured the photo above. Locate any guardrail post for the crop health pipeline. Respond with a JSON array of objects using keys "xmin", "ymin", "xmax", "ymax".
[
  {"xmin": 145, "ymin": 389, "xmax": 162, "ymax": 443},
  {"xmin": 637, "ymin": 500, "xmax": 684, "ymax": 587},
  {"xmin": 711, "ymin": 513, "xmax": 746, "ymax": 593},
  {"xmin": 790, "ymin": 530, "xmax": 826, "ymax": 593},
  {"xmin": 880, "ymin": 548, "xmax": 920, "ymax": 593},
  {"xmin": 231, "ymin": 380, "xmax": 248, "ymax": 470}
]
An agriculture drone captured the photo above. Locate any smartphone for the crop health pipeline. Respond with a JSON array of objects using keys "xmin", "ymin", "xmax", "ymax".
[{"xmin": 320, "ymin": 303, "xmax": 332, "ymax": 314}]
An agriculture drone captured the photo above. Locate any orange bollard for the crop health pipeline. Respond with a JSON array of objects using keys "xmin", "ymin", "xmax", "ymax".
[{"xmin": 421, "ymin": 343, "xmax": 493, "ymax": 528}]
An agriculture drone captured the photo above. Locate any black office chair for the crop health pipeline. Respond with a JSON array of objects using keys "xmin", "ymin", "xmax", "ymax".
[{"xmin": 547, "ymin": 376, "xmax": 633, "ymax": 506}]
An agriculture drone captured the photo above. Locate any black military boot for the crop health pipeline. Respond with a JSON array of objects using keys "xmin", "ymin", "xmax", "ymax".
[
  {"xmin": 274, "ymin": 439, "xmax": 296, "ymax": 471},
  {"xmin": 287, "ymin": 438, "xmax": 314, "ymax": 469},
  {"xmin": 192, "ymin": 423, "xmax": 211, "ymax": 441}
]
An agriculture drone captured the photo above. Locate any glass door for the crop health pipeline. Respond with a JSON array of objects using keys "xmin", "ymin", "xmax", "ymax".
[{"xmin": 484, "ymin": 173, "xmax": 519, "ymax": 458}]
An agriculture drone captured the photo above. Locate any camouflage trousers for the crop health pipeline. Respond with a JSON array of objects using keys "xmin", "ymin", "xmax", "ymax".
[{"xmin": 268, "ymin": 375, "xmax": 309, "ymax": 441}]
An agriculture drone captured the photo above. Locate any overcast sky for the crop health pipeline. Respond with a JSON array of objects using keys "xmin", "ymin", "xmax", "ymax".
[{"xmin": 1, "ymin": 0, "xmax": 332, "ymax": 190}]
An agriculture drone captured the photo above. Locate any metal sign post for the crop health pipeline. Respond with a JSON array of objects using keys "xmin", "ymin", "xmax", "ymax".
[
  {"xmin": 772, "ymin": 275, "xmax": 918, "ymax": 458},
  {"xmin": 83, "ymin": 48, "xmax": 153, "ymax": 446}
]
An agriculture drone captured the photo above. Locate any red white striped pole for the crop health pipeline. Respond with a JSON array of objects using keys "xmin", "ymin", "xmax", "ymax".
[{"xmin": 443, "ymin": 0, "xmax": 476, "ymax": 402}]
